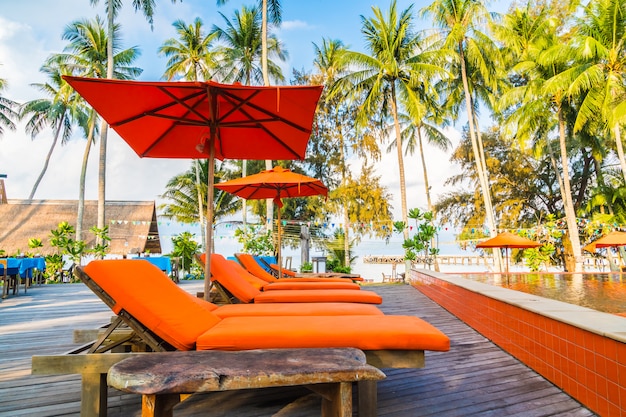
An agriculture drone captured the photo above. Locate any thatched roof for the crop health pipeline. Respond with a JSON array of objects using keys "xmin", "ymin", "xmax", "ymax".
[{"xmin": 0, "ymin": 200, "xmax": 162, "ymax": 256}]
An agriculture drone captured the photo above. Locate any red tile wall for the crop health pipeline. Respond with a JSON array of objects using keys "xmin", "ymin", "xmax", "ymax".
[{"xmin": 412, "ymin": 270, "xmax": 626, "ymax": 416}]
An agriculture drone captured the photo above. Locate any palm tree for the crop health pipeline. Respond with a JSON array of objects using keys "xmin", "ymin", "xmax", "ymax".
[
  {"xmin": 332, "ymin": 1, "xmax": 440, "ymax": 244},
  {"xmin": 89, "ymin": 0, "xmax": 181, "ymax": 242},
  {"xmin": 211, "ymin": 6, "xmax": 286, "ymax": 85},
  {"xmin": 51, "ymin": 16, "xmax": 141, "ymax": 241},
  {"xmin": 20, "ymin": 63, "xmax": 80, "ymax": 200},
  {"xmin": 310, "ymin": 38, "xmax": 387, "ymax": 266},
  {"xmin": 217, "ymin": 0, "xmax": 282, "ymax": 231},
  {"xmin": 159, "ymin": 18, "xmax": 216, "ymax": 82},
  {"xmin": 159, "ymin": 17, "xmax": 217, "ymax": 251},
  {"xmin": 563, "ymin": 0, "xmax": 626, "ymax": 184},
  {"xmin": 421, "ymin": 0, "xmax": 503, "ymax": 270},
  {"xmin": 495, "ymin": 5, "xmax": 584, "ymax": 272},
  {"xmin": 0, "ymin": 76, "xmax": 18, "ymax": 138},
  {"xmin": 211, "ymin": 4, "xmax": 287, "ymax": 235}
]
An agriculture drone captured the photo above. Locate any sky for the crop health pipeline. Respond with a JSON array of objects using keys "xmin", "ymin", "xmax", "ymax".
[{"xmin": 0, "ymin": 0, "xmax": 506, "ymax": 254}]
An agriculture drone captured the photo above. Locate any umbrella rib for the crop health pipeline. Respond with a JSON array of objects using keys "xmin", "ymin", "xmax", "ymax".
[
  {"xmin": 218, "ymin": 89, "xmax": 314, "ymax": 133},
  {"xmin": 111, "ymin": 89, "xmax": 209, "ymax": 127},
  {"xmin": 217, "ymin": 92, "xmax": 305, "ymax": 159}
]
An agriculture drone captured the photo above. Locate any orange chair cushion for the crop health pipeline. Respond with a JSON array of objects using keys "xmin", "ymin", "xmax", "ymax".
[
  {"xmin": 213, "ymin": 303, "xmax": 384, "ymax": 318},
  {"xmin": 253, "ymin": 289, "xmax": 382, "ymax": 304},
  {"xmin": 196, "ymin": 315, "xmax": 450, "ymax": 352},
  {"xmin": 210, "ymin": 254, "xmax": 261, "ymax": 303},
  {"xmin": 261, "ymin": 280, "xmax": 361, "ymax": 291},
  {"xmin": 270, "ymin": 264, "xmax": 296, "ymax": 276},
  {"xmin": 84, "ymin": 260, "xmax": 222, "ymax": 350},
  {"xmin": 235, "ymin": 253, "xmax": 279, "ymax": 282}
]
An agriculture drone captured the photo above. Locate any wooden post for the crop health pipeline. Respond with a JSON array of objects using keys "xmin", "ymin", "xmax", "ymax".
[{"xmin": 300, "ymin": 224, "xmax": 310, "ymax": 268}]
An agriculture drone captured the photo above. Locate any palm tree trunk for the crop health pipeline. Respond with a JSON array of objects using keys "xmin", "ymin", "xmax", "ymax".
[
  {"xmin": 459, "ymin": 44, "xmax": 501, "ymax": 272},
  {"xmin": 613, "ymin": 125, "xmax": 626, "ymax": 184},
  {"xmin": 195, "ymin": 159, "xmax": 206, "ymax": 250},
  {"xmin": 261, "ymin": 0, "xmax": 269, "ymax": 86},
  {"xmin": 417, "ymin": 129, "xmax": 432, "ymax": 213},
  {"xmin": 97, "ymin": 120, "xmax": 108, "ymax": 242},
  {"xmin": 29, "ymin": 115, "xmax": 65, "ymax": 200},
  {"xmin": 77, "ymin": 114, "xmax": 96, "ymax": 241},
  {"xmin": 343, "ymin": 201, "xmax": 350, "ymax": 267},
  {"xmin": 557, "ymin": 106, "xmax": 583, "ymax": 272},
  {"xmin": 97, "ymin": 1, "xmax": 115, "ymax": 245},
  {"xmin": 390, "ymin": 84, "xmax": 410, "ymax": 276},
  {"xmin": 417, "ymin": 128, "xmax": 439, "ymax": 272}
]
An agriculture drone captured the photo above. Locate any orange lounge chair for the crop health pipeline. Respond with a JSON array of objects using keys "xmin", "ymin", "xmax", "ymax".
[
  {"xmin": 218, "ymin": 255, "xmax": 361, "ymax": 291},
  {"xmin": 210, "ymin": 254, "xmax": 383, "ymax": 304},
  {"xmin": 236, "ymin": 252, "xmax": 363, "ymax": 283},
  {"xmin": 79, "ymin": 259, "xmax": 450, "ymax": 354},
  {"xmin": 201, "ymin": 253, "xmax": 360, "ymax": 290}
]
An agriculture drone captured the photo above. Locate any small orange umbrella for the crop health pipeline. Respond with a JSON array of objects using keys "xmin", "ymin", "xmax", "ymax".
[
  {"xmin": 215, "ymin": 166, "xmax": 327, "ymax": 278},
  {"xmin": 583, "ymin": 231, "xmax": 626, "ymax": 253},
  {"xmin": 476, "ymin": 232, "xmax": 542, "ymax": 273}
]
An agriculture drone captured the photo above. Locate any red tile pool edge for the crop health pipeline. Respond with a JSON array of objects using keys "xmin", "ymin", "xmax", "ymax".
[{"xmin": 411, "ymin": 270, "xmax": 626, "ymax": 416}]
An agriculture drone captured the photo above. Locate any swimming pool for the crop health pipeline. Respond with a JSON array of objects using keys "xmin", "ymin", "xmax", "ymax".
[{"xmin": 451, "ymin": 272, "xmax": 626, "ymax": 314}]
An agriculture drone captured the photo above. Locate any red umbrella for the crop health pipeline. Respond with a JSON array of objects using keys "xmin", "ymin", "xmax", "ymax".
[
  {"xmin": 63, "ymin": 76, "xmax": 323, "ymax": 299},
  {"xmin": 476, "ymin": 232, "xmax": 541, "ymax": 273},
  {"xmin": 215, "ymin": 166, "xmax": 327, "ymax": 278}
]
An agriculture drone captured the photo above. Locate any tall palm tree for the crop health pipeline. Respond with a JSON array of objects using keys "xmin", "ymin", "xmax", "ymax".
[
  {"xmin": 332, "ymin": 1, "xmax": 441, "ymax": 244},
  {"xmin": 89, "ymin": 0, "xmax": 180, "ymax": 241},
  {"xmin": 211, "ymin": 5, "xmax": 286, "ymax": 234},
  {"xmin": 21, "ymin": 64, "xmax": 80, "ymax": 200},
  {"xmin": 0, "ymin": 76, "xmax": 18, "ymax": 138},
  {"xmin": 217, "ymin": 0, "xmax": 282, "ymax": 232},
  {"xmin": 159, "ymin": 17, "xmax": 217, "ymax": 251},
  {"xmin": 495, "ymin": 5, "xmax": 584, "ymax": 272},
  {"xmin": 421, "ymin": 0, "xmax": 503, "ymax": 270},
  {"xmin": 52, "ymin": 16, "xmax": 141, "ymax": 240}
]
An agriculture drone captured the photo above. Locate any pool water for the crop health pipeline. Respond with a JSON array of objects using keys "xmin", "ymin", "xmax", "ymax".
[{"xmin": 452, "ymin": 272, "xmax": 626, "ymax": 315}]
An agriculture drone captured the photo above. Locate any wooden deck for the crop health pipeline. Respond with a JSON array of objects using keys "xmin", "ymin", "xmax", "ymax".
[{"xmin": 0, "ymin": 282, "xmax": 596, "ymax": 417}]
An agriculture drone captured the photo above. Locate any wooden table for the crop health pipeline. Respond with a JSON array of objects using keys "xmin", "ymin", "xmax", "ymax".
[{"xmin": 107, "ymin": 348, "xmax": 385, "ymax": 417}]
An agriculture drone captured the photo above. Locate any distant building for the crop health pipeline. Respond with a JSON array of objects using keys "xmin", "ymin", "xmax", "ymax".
[{"xmin": 0, "ymin": 200, "xmax": 163, "ymax": 256}]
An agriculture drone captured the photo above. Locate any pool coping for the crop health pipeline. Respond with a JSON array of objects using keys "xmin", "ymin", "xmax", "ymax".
[{"xmin": 414, "ymin": 269, "xmax": 626, "ymax": 344}]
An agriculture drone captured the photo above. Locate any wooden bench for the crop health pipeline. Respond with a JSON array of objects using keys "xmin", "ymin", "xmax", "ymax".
[{"xmin": 107, "ymin": 348, "xmax": 385, "ymax": 417}]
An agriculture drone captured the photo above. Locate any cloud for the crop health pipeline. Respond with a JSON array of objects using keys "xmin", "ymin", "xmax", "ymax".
[{"xmin": 280, "ymin": 20, "xmax": 314, "ymax": 31}]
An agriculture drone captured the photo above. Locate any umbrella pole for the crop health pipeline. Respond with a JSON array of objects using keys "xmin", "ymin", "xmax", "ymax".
[{"xmin": 204, "ymin": 138, "xmax": 216, "ymax": 301}]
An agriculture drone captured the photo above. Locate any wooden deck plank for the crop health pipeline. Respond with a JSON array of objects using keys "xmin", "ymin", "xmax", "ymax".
[{"xmin": 0, "ymin": 282, "xmax": 596, "ymax": 417}]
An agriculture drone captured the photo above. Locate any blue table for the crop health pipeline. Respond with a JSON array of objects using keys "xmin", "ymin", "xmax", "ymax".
[
  {"xmin": 1, "ymin": 257, "xmax": 46, "ymax": 298},
  {"xmin": 131, "ymin": 257, "xmax": 171, "ymax": 275}
]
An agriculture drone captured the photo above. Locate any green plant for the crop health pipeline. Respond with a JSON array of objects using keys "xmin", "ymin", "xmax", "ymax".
[
  {"xmin": 524, "ymin": 243, "xmax": 555, "ymax": 272},
  {"xmin": 171, "ymin": 231, "xmax": 201, "ymax": 277},
  {"xmin": 323, "ymin": 230, "xmax": 355, "ymax": 273},
  {"xmin": 88, "ymin": 226, "xmax": 110, "ymax": 260},
  {"xmin": 300, "ymin": 261, "xmax": 313, "ymax": 273},
  {"xmin": 401, "ymin": 208, "xmax": 439, "ymax": 268},
  {"xmin": 235, "ymin": 225, "xmax": 274, "ymax": 256}
]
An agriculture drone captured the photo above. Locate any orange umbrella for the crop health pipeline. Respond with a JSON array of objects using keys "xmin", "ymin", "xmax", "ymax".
[
  {"xmin": 215, "ymin": 166, "xmax": 327, "ymax": 278},
  {"xmin": 583, "ymin": 231, "xmax": 626, "ymax": 253},
  {"xmin": 63, "ymin": 76, "xmax": 323, "ymax": 299},
  {"xmin": 476, "ymin": 232, "xmax": 541, "ymax": 273}
]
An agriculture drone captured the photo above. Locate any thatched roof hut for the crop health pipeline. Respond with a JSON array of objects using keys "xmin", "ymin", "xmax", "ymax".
[{"xmin": 0, "ymin": 200, "xmax": 162, "ymax": 256}]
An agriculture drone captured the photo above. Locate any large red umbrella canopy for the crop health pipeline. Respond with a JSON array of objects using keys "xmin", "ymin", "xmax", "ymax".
[
  {"xmin": 476, "ymin": 232, "xmax": 541, "ymax": 273},
  {"xmin": 215, "ymin": 166, "xmax": 327, "ymax": 277},
  {"xmin": 62, "ymin": 76, "xmax": 322, "ymax": 160},
  {"xmin": 583, "ymin": 231, "xmax": 626, "ymax": 252},
  {"xmin": 63, "ymin": 76, "xmax": 323, "ymax": 299}
]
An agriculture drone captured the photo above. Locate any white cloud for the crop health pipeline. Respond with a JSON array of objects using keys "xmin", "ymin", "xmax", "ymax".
[{"xmin": 280, "ymin": 20, "xmax": 313, "ymax": 31}]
